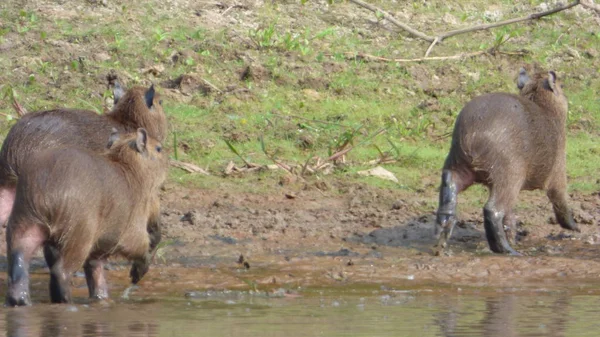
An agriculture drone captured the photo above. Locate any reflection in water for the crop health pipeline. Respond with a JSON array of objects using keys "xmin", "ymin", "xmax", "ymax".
[
  {"xmin": 4, "ymin": 305, "xmax": 159, "ymax": 337},
  {"xmin": 0, "ymin": 290, "xmax": 598, "ymax": 337}
]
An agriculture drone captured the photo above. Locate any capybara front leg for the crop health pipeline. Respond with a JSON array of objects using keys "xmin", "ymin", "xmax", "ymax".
[
  {"xmin": 483, "ymin": 205, "xmax": 520, "ymax": 255},
  {"xmin": 43, "ymin": 244, "xmax": 72, "ymax": 303},
  {"xmin": 129, "ymin": 253, "xmax": 151, "ymax": 285},
  {"xmin": 84, "ymin": 258, "xmax": 109, "ymax": 300},
  {"xmin": 130, "ymin": 214, "xmax": 161, "ymax": 284},
  {"xmin": 547, "ymin": 188, "xmax": 579, "ymax": 232},
  {"xmin": 6, "ymin": 225, "xmax": 45, "ymax": 306}
]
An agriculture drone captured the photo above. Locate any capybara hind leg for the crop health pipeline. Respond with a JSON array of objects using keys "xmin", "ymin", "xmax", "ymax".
[
  {"xmin": 435, "ymin": 169, "xmax": 473, "ymax": 250},
  {"xmin": 483, "ymin": 184, "xmax": 521, "ymax": 255},
  {"xmin": 43, "ymin": 244, "xmax": 72, "ymax": 303},
  {"xmin": 483, "ymin": 206, "xmax": 519, "ymax": 255},
  {"xmin": 0, "ymin": 185, "xmax": 16, "ymax": 226},
  {"xmin": 6, "ymin": 225, "xmax": 46, "ymax": 306},
  {"xmin": 547, "ymin": 187, "xmax": 579, "ymax": 232},
  {"xmin": 84, "ymin": 258, "xmax": 109, "ymax": 300}
]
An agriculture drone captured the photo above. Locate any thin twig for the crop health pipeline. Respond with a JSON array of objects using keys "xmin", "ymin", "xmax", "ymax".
[
  {"xmin": 201, "ymin": 78, "xmax": 223, "ymax": 93},
  {"xmin": 344, "ymin": 50, "xmax": 487, "ymax": 62},
  {"xmin": 221, "ymin": 5, "xmax": 236, "ymax": 16},
  {"xmin": 424, "ymin": 37, "xmax": 439, "ymax": 58},
  {"xmin": 0, "ymin": 111, "xmax": 16, "ymax": 119},
  {"xmin": 170, "ymin": 159, "xmax": 210, "ymax": 175},
  {"xmin": 347, "ymin": 0, "xmax": 435, "ymax": 42},
  {"xmin": 270, "ymin": 112, "xmax": 351, "ymax": 128}
]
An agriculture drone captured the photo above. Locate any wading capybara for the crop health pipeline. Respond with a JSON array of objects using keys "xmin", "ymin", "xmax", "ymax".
[
  {"xmin": 5, "ymin": 128, "xmax": 167, "ymax": 306},
  {"xmin": 434, "ymin": 68, "xmax": 578, "ymax": 255},
  {"xmin": 0, "ymin": 83, "xmax": 167, "ymax": 288}
]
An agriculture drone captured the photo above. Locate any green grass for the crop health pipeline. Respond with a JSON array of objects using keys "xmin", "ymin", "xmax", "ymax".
[{"xmin": 0, "ymin": 0, "xmax": 599, "ymax": 194}]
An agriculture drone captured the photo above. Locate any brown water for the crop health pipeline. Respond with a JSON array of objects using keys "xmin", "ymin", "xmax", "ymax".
[{"xmin": 2, "ymin": 286, "xmax": 600, "ymax": 337}]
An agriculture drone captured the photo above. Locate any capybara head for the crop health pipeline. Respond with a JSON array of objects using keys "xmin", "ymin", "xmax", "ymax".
[
  {"xmin": 110, "ymin": 83, "xmax": 168, "ymax": 143},
  {"xmin": 106, "ymin": 128, "xmax": 168, "ymax": 190},
  {"xmin": 517, "ymin": 68, "xmax": 568, "ymax": 116}
]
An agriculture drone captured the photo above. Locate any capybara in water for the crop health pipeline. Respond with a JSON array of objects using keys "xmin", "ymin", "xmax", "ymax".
[
  {"xmin": 434, "ymin": 68, "xmax": 578, "ymax": 255},
  {"xmin": 0, "ymin": 83, "xmax": 167, "ymax": 290},
  {"xmin": 5, "ymin": 128, "xmax": 167, "ymax": 306}
]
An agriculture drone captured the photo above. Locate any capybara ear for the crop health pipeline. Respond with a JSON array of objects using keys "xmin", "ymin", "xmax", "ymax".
[
  {"xmin": 145, "ymin": 84, "xmax": 155, "ymax": 109},
  {"xmin": 106, "ymin": 127, "xmax": 120, "ymax": 149},
  {"xmin": 135, "ymin": 128, "xmax": 148, "ymax": 153},
  {"xmin": 547, "ymin": 71, "xmax": 558, "ymax": 92},
  {"xmin": 517, "ymin": 67, "xmax": 529, "ymax": 90},
  {"xmin": 113, "ymin": 81, "xmax": 125, "ymax": 105}
]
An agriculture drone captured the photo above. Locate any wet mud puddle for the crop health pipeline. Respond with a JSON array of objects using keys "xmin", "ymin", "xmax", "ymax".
[{"xmin": 2, "ymin": 284, "xmax": 600, "ymax": 337}]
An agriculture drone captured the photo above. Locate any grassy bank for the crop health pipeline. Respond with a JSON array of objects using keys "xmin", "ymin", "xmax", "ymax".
[{"xmin": 0, "ymin": 0, "xmax": 598, "ymax": 195}]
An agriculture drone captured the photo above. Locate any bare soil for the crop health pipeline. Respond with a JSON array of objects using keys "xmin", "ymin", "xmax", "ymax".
[{"xmin": 120, "ymin": 180, "xmax": 600, "ymax": 295}]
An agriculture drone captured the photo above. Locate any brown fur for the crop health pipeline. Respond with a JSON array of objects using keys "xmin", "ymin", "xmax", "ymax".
[
  {"xmin": 435, "ymin": 69, "xmax": 577, "ymax": 255},
  {"xmin": 0, "ymin": 84, "xmax": 167, "ymax": 190},
  {"xmin": 5, "ymin": 128, "xmax": 167, "ymax": 305},
  {"xmin": 107, "ymin": 86, "xmax": 168, "ymax": 143}
]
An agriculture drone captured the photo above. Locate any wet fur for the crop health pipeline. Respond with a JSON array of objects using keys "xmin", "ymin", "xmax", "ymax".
[
  {"xmin": 6, "ymin": 129, "xmax": 167, "ymax": 305},
  {"xmin": 435, "ymin": 69, "xmax": 576, "ymax": 254}
]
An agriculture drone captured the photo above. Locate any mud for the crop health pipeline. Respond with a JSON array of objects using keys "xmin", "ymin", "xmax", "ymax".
[{"xmin": 10, "ymin": 180, "xmax": 591, "ymax": 297}]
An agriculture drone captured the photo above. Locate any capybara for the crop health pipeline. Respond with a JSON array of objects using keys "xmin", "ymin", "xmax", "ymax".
[
  {"xmin": 434, "ymin": 68, "xmax": 578, "ymax": 255},
  {"xmin": 5, "ymin": 128, "xmax": 167, "ymax": 306},
  {"xmin": 0, "ymin": 83, "xmax": 167, "ymax": 290},
  {"xmin": 0, "ymin": 83, "xmax": 167, "ymax": 227}
]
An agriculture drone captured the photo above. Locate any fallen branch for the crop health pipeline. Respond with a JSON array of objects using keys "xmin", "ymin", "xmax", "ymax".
[
  {"xmin": 348, "ymin": 0, "xmax": 581, "ymax": 56},
  {"xmin": 435, "ymin": 0, "xmax": 580, "ymax": 42},
  {"xmin": 169, "ymin": 160, "xmax": 210, "ymax": 175}
]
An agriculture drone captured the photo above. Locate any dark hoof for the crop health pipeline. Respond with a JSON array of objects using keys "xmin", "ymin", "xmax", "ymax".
[
  {"xmin": 489, "ymin": 243, "xmax": 521, "ymax": 256},
  {"xmin": 6, "ymin": 295, "xmax": 31, "ymax": 307},
  {"xmin": 130, "ymin": 260, "xmax": 149, "ymax": 285}
]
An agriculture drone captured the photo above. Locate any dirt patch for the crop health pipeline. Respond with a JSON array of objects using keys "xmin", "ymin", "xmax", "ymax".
[{"xmin": 44, "ymin": 180, "xmax": 587, "ymax": 292}]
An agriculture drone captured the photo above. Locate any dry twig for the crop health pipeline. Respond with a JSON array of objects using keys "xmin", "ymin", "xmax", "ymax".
[
  {"xmin": 169, "ymin": 160, "xmax": 210, "ymax": 175},
  {"xmin": 343, "ymin": 48, "xmax": 527, "ymax": 63}
]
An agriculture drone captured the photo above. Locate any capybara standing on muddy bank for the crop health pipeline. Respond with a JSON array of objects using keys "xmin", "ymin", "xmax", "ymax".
[
  {"xmin": 5, "ymin": 128, "xmax": 167, "ymax": 306},
  {"xmin": 435, "ymin": 69, "xmax": 578, "ymax": 255}
]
